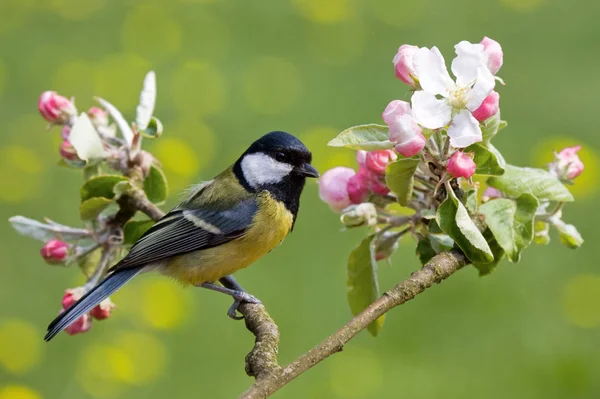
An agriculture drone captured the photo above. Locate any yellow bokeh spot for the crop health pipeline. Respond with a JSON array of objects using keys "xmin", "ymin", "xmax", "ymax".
[
  {"xmin": 112, "ymin": 331, "xmax": 167, "ymax": 385},
  {"xmin": 306, "ymin": 19, "xmax": 364, "ymax": 66},
  {"xmin": 292, "ymin": 0, "xmax": 353, "ymax": 23},
  {"xmin": 49, "ymin": 0, "xmax": 106, "ymax": 20},
  {"xmin": 0, "ymin": 58, "xmax": 6, "ymax": 96},
  {"xmin": 169, "ymin": 61, "xmax": 226, "ymax": 116},
  {"xmin": 0, "ymin": 385, "xmax": 42, "ymax": 399},
  {"xmin": 368, "ymin": 0, "xmax": 426, "ymax": 27},
  {"xmin": 499, "ymin": 0, "xmax": 544, "ymax": 12},
  {"xmin": 329, "ymin": 346, "xmax": 383, "ymax": 397},
  {"xmin": 76, "ymin": 344, "xmax": 128, "ymax": 399},
  {"xmin": 299, "ymin": 126, "xmax": 356, "ymax": 173},
  {"xmin": 121, "ymin": 6, "xmax": 182, "ymax": 62},
  {"xmin": 0, "ymin": 145, "xmax": 43, "ymax": 203},
  {"xmin": 77, "ymin": 331, "xmax": 167, "ymax": 397},
  {"xmin": 93, "ymin": 53, "xmax": 151, "ymax": 103},
  {"xmin": 0, "ymin": 320, "xmax": 42, "ymax": 374},
  {"xmin": 0, "ymin": 0, "xmax": 35, "ymax": 36},
  {"xmin": 139, "ymin": 278, "xmax": 189, "ymax": 329},
  {"xmin": 153, "ymin": 137, "xmax": 200, "ymax": 177},
  {"xmin": 243, "ymin": 57, "xmax": 301, "ymax": 114},
  {"xmin": 52, "ymin": 59, "xmax": 95, "ymax": 102},
  {"xmin": 563, "ymin": 274, "xmax": 600, "ymax": 328},
  {"xmin": 531, "ymin": 137, "xmax": 598, "ymax": 199}
]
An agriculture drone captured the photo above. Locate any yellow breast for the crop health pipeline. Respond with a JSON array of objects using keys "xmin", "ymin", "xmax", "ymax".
[{"xmin": 164, "ymin": 192, "xmax": 294, "ymax": 285}]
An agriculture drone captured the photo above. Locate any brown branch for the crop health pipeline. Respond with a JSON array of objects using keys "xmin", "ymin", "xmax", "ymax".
[{"xmin": 240, "ymin": 249, "xmax": 469, "ymax": 399}]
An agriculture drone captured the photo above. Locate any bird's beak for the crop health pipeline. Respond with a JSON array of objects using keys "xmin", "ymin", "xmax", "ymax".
[{"xmin": 296, "ymin": 163, "xmax": 320, "ymax": 178}]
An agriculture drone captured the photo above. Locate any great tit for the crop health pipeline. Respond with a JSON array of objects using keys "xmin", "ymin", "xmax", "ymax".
[{"xmin": 44, "ymin": 131, "xmax": 319, "ymax": 341}]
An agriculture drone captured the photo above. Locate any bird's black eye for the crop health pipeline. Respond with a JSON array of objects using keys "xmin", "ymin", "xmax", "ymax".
[{"xmin": 275, "ymin": 151, "xmax": 288, "ymax": 162}]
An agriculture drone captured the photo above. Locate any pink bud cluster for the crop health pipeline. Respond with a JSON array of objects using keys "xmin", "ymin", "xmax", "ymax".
[
  {"xmin": 60, "ymin": 288, "xmax": 115, "ymax": 336},
  {"xmin": 319, "ymin": 150, "xmax": 397, "ymax": 212},
  {"xmin": 38, "ymin": 90, "xmax": 109, "ymax": 164},
  {"xmin": 550, "ymin": 146, "xmax": 584, "ymax": 181}
]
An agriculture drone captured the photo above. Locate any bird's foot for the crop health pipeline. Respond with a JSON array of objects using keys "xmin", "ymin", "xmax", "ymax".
[{"xmin": 199, "ymin": 282, "xmax": 262, "ymax": 320}]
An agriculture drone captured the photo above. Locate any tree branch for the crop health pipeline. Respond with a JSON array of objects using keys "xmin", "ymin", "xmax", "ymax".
[{"xmin": 240, "ymin": 249, "xmax": 469, "ymax": 399}]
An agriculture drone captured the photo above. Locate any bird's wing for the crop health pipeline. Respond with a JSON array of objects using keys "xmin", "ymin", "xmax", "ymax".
[{"xmin": 109, "ymin": 197, "xmax": 258, "ymax": 272}]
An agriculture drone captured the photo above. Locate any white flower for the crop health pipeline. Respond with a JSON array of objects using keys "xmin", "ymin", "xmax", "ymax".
[{"xmin": 410, "ymin": 42, "xmax": 495, "ymax": 148}]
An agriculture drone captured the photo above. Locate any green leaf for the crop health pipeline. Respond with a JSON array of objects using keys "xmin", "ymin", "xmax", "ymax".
[
  {"xmin": 80, "ymin": 197, "xmax": 113, "ymax": 220},
  {"xmin": 487, "ymin": 143, "xmax": 506, "ymax": 169},
  {"xmin": 466, "ymin": 143, "xmax": 505, "ymax": 176},
  {"xmin": 80, "ymin": 175, "xmax": 129, "ymax": 202},
  {"xmin": 9, "ymin": 216, "xmax": 90, "ymax": 242},
  {"xmin": 416, "ymin": 237, "xmax": 436, "ymax": 265},
  {"xmin": 347, "ymin": 235, "xmax": 385, "ymax": 337},
  {"xmin": 553, "ymin": 221, "xmax": 584, "ymax": 249},
  {"xmin": 328, "ymin": 124, "xmax": 394, "ymax": 151},
  {"xmin": 481, "ymin": 111, "xmax": 501, "ymax": 144},
  {"xmin": 463, "ymin": 187, "xmax": 478, "ymax": 213},
  {"xmin": 78, "ymin": 247, "xmax": 102, "ymax": 278},
  {"xmin": 473, "ymin": 228, "xmax": 505, "ymax": 276},
  {"xmin": 69, "ymin": 113, "xmax": 107, "ymax": 162},
  {"xmin": 385, "ymin": 157, "xmax": 420, "ymax": 206},
  {"xmin": 123, "ymin": 220, "xmax": 155, "ymax": 245},
  {"xmin": 487, "ymin": 165, "xmax": 574, "ymax": 202},
  {"xmin": 479, "ymin": 194, "xmax": 539, "ymax": 263},
  {"xmin": 140, "ymin": 117, "xmax": 163, "ymax": 139},
  {"xmin": 143, "ymin": 165, "xmax": 168, "ymax": 204},
  {"xmin": 436, "ymin": 188, "xmax": 493, "ymax": 263},
  {"xmin": 113, "ymin": 180, "xmax": 133, "ymax": 199},
  {"xmin": 136, "ymin": 71, "xmax": 156, "ymax": 130}
]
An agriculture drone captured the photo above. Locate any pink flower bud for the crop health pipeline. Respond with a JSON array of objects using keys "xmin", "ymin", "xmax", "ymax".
[
  {"xmin": 62, "ymin": 287, "xmax": 84, "ymax": 309},
  {"xmin": 91, "ymin": 298, "xmax": 115, "ymax": 320},
  {"xmin": 472, "ymin": 91, "xmax": 500, "ymax": 122},
  {"xmin": 382, "ymin": 100, "xmax": 412, "ymax": 126},
  {"xmin": 318, "ymin": 167, "xmax": 356, "ymax": 212},
  {"xmin": 551, "ymin": 145, "xmax": 584, "ymax": 180},
  {"xmin": 369, "ymin": 176, "xmax": 390, "ymax": 196},
  {"xmin": 61, "ymin": 125, "xmax": 71, "ymax": 140},
  {"xmin": 41, "ymin": 239, "xmax": 70, "ymax": 264},
  {"xmin": 64, "ymin": 313, "xmax": 92, "ymax": 336},
  {"xmin": 393, "ymin": 44, "xmax": 419, "ymax": 87},
  {"xmin": 365, "ymin": 150, "xmax": 397, "ymax": 176},
  {"xmin": 59, "ymin": 140, "xmax": 80, "ymax": 162},
  {"xmin": 447, "ymin": 151, "xmax": 476, "ymax": 179},
  {"xmin": 394, "ymin": 133, "xmax": 427, "ymax": 157},
  {"xmin": 482, "ymin": 187, "xmax": 502, "ymax": 202},
  {"xmin": 347, "ymin": 170, "xmax": 371, "ymax": 204},
  {"xmin": 38, "ymin": 91, "xmax": 76, "ymax": 123},
  {"xmin": 87, "ymin": 106, "xmax": 108, "ymax": 127},
  {"xmin": 480, "ymin": 37, "xmax": 503, "ymax": 75},
  {"xmin": 356, "ymin": 150, "xmax": 367, "ymax": 168}
]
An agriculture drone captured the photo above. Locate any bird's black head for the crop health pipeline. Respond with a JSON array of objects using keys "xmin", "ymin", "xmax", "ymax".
[{"xmin": 233, "ymin": 131, "xmax": 319, "ymax": 221}]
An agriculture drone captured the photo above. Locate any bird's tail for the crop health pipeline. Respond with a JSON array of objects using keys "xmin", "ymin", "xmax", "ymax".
[{"xmin": 44, "ymin": 266, "xmax": 144, "ymax": 341}]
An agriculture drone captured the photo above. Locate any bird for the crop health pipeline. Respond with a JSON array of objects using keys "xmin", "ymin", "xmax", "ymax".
[{"xmin": 44, "ymin": 131, "xmax": 319, "ymax": 341}]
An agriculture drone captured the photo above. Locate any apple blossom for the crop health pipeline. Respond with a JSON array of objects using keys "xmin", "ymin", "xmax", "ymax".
[
  {"xmin": 41, "ymin": 239, "xmax": 70, "ymax": 264},
  {"xmin": 447, "ymin": 151, "xmax": 476, "ymax": 179},
  {"xmin": 550, "ymin": 146, "xmax": 584, "ymax": 180},
  {"xmin": 318, "ymin": 167, "xmax": 356, "ymax": 212},
  {"xmin": 347, "ymin": 170, "xmax": 371, "ymax": 204},
  {"xmin": 393, "ymin": 44, "xmax": 419, "ymax": 87},
  {"xmin": 38, "ymin": 91, "xmax": 76, "ymax": 124},
  {"xmin": 60, "ymin": 140, "xmax": 79, "ymax": 162},
  {"xmin": 365, "ymin": 150, "xmax": 397, "ymax": 176},
  {"xmin": 382, "ymin": 100, "xmax": 427, "ymax": 157},
  {"xmin": 472, "ymin": 91, "xmax": 500, "ymax": 122},
  {"xmin": 411, "ymin": 42, "xmax": 496, "ymax": 148},
  {"xmin": 64, "ymin": 313, "xmax": 92, "ymax": 335},
  {"xmin": 481, "ymin": 36, "xmax": 503, "ymax": 75},
  {"xmin": 87, "ymin": 106, "xmax": 109, "ymax": 127},
  {"xmin": 91, "ymin": 298, "xmax": 115, "ymax": 320}
]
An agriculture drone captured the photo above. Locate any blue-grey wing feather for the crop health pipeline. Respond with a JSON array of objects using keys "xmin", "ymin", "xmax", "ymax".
[{"xmin": 110, "ymin": 197, "xmax": 258, "ymax": 271}]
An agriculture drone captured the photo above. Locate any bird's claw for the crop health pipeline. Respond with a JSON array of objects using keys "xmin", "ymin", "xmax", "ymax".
[{"xmin": 227, "ymin": 291, "xmax": 262, "ymax": 320}]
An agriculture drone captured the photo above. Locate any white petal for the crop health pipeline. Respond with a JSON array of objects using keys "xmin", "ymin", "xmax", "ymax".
[
  {"xmin": 389, "ymin": 113, "xmax": 422, "ymax": 143},
  {"xmin": 451, "ymin": 41, "xmax": 486, "ymax": 86},
  {"xmin": 411, "ymin": 91, "xmax": 452, "ymax": 129},
  {"xmin": 447, "ymin": 110, "xmax": 482, "ymax": 148},
  {"xmin": 413, "ymin": 47, "xmax": 454, "ymax": 96},
  {"xmin": 466, "ymin": 66, "xmax": 495, "ymax": 111}
]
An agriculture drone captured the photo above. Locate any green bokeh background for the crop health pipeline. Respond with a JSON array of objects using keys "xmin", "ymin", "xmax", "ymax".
[{"xmin": 1, "ymin": 0, "xmax": 600, "ymax": 398}]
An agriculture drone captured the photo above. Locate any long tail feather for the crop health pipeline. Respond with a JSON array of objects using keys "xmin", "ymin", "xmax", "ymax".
[{"xmin": 44, "ymin": 266, "xmax": 144, "ymax": 341}]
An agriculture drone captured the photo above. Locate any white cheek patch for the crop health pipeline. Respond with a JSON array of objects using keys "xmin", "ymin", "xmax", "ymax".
[{"xmin": 241, "ymin": 153, "xmax": 293, "ymax": 188}]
